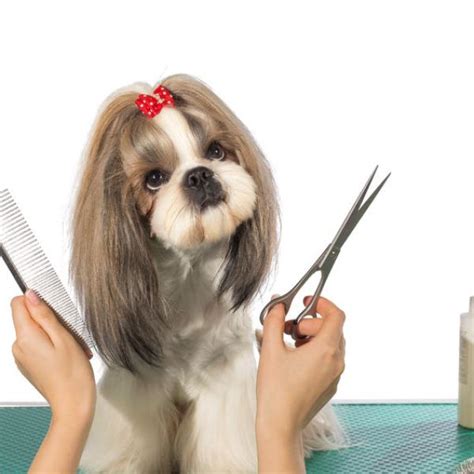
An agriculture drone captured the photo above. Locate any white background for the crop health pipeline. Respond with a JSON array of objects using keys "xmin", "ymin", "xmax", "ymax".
[{"xmin": 1, "ymin": 1, "xmax": 473, "ymax": 403}]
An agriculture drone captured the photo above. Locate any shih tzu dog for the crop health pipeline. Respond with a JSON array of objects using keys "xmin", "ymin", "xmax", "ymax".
[{"xmin": 69, "ymin": 73, "xmax": 345, "ymax": 473}]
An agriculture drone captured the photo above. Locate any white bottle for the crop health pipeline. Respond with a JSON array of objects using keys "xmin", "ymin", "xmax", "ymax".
[{"xmin": 458, "ymin": 297, "xmax": 474, "ymax": 429}]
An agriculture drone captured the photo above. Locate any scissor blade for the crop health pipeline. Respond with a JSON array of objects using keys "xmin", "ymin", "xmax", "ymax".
[
  {"xmin": 325, "ymin": 165, "xmax": 380, "ymax": 255},
  {"xmin": 334, "ymin": 170, "xmax": 391, "ymax": 249}
]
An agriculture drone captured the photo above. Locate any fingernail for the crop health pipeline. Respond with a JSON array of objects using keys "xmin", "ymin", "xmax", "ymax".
[
  {"xmin": 26, "ymin": 289, "xmax": 41, "ymax": 306},
  {"xmin": 271, "ymin": 293, "xmax": 280, "ymax": 299}
]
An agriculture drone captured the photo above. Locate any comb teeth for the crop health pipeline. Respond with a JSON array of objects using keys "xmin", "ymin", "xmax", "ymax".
[{"xmin": 0, "ymin": 189, "xmax": 93, "ymax": 352}]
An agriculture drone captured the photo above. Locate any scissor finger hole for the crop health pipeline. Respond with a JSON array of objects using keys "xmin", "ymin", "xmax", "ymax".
[{"xmin": 282, "ymin": 272, "xmax": 323, "ymax": 321}]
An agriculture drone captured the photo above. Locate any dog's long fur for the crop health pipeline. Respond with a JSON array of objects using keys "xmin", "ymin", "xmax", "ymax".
[{"xmin": 69, "ymin": 73, "xmax": 346, "ymax": 473}]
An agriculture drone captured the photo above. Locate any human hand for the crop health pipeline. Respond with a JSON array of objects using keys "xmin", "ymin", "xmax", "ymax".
[
  {"xmin": 10, "ymin": 289, "xmax": 96, "ymax": 423},
  {"xmin": 256, "ymin": 294, "xmax": 345, "ymax": 440}
]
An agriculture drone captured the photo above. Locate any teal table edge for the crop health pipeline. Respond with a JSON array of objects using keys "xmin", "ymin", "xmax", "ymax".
[{"xmin": 0, "ymin": 403, "xmax": 473, "ymax": 473}]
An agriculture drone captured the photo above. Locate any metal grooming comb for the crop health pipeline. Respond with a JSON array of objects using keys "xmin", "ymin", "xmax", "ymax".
[{"xmin": 0, "ymin": 189, "xmax": 92, "ymax": 353}]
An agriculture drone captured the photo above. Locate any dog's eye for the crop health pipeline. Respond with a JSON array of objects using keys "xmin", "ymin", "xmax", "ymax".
[
  {"xmin": 145, "ymin": 169, "xmax": 168, "ymax": 191},
  {"xmin": 206, "ymin": 141, "xmax": 225, "ymax": 161}
]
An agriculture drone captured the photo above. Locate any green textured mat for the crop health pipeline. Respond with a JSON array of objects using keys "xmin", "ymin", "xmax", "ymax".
[
  {"xmin": 310, "ymin": 404, "xmax": 473, "ymax": 473},
  {"xmin": 0, "ymin": 404, "xmax": 472, "ymax": 473}
]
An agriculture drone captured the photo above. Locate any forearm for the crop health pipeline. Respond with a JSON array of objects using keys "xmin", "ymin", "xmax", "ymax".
[
  {"xmin": 29, "ymin": 412, "xmax": 92, "ymax": 473},
  {"xmin": 256, "ymin": 426, "xmax": 306, "ymax": 474}
]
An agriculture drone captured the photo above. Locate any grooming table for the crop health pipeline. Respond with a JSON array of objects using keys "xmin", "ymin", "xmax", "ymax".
[
  {"xmin": 310, "ymin": 403, "xmax": 473, "ymax": 473},
  {"xmin": 0, "ymin": 403, "xmax": 472, "ymax": 473}
]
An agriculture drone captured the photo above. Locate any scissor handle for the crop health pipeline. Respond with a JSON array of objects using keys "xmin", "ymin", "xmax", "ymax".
[
  {"xmin": 289, "ymin": 269, "xmax": 329, "ymax": 340},
  {"xmin": 290, "ymin": 246, "xmax": 340, "ymax": 340},
  {"xmin": 259, "ymin": 293, "xmax": 294, "ymax": 326},
  {"xmin": 259, "ymin": 247, "xmax": 326, "ymax": 326},
  {"xmin": 259, "ymin": 244, "xmax": 341, "ymax": 341}
]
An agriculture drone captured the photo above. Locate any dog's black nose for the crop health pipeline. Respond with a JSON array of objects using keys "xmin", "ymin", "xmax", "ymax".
[
  {"xmin": 183, "ymin": 166, "xmax": 225, "ymax": 209},
  {"xmin": 185, "ymin": 166, "xmax": 214, "ymax": 189}
]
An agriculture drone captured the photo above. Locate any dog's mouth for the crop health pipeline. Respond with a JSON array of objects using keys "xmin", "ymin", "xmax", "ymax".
[
  {"xmin": 198, "ymin": 189, "xmax": 227, "ymax": 211},
  {"xmin": 186, "ymin": 179, "xmax": 227, "ymax": 211}
]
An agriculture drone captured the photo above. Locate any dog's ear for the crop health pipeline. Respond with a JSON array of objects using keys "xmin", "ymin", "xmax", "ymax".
[
  {"xmin": 217, "ymin": 137, "xmax": 281, "ymax": 311},
  {"xmin": 69, "ymin": 91, "xmax": 169, "ymax": 373}
]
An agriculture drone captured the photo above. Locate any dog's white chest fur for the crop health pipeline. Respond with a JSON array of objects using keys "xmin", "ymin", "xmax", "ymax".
[{"xmin": 151, "ymin": 238, "xmax": 255, "ymax": 397}]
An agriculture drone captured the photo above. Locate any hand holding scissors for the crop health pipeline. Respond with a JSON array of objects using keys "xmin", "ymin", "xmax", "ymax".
[{"xmin": 259, "ymin": 166, "xmax": 391, "ymax": 341}]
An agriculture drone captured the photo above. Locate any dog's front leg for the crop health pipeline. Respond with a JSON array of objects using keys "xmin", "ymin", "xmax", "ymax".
[
  {"xmin": 80, "ymin": 367, "xmax": 180, "ymax": 473},
  {"xmin": 176, "ymin": 344, "xmax": 259, "ymax": 474}
]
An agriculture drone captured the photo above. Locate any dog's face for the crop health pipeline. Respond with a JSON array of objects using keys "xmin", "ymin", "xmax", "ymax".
[
  {"xmin": 71, "ymin": 75, "xmax": 279, "ymax": 371},
  {"xmin": 126, "ymin": 106, "xmax": 257, "ymax": 250}
]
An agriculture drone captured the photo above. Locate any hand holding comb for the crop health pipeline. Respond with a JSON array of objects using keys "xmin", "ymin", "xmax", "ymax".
[{"xmin": 0, "ymin": 189, "xmax": 93, "ymax": 354}]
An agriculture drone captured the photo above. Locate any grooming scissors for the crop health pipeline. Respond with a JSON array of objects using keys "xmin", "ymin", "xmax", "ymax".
[{"xmin": 259, "ymin": 165, "xmax": 391, "ymax": 341}]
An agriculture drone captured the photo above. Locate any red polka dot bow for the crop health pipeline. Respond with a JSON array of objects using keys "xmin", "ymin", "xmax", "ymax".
[{"xmin": 135, "ymin": 85, "xmax": 175, "ymax": 119}]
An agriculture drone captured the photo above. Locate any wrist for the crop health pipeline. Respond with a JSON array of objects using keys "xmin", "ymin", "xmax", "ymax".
[
  {"xmin": 256, "ymin": 417, "xmax": 301, "ymax": 446},
  {"xmin": 256, "ymin": 423, "xmax": 305, "ymax": 474},
  {"xmin": 256, "ymin": 412, "xmax": 299, "ymax": 441},
  {"xmin": 51, "ymin": 401, "xmax": 95, "ymax": 429}
]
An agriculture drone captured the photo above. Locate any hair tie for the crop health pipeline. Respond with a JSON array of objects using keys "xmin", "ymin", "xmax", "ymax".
[{"xmin": 135, "ymin": 85, "xmax": 175, "ymax": 119}]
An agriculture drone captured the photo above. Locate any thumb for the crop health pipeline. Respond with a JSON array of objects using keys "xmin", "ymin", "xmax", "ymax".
[
  {"xmin": 24, "ymin": 289, "xmax": 66, "ymax": 344},
  {"xmin": 261, "ymin": 294, "xmax": 287, "ymax": 352}
]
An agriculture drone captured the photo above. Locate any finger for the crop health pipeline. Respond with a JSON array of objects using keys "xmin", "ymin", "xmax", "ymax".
[
  {"xmin": 312, "ymin": 296, "xmax": 345, "ymax": 345},
  {"xmin": 303, "ymin": 295, "xmax": 317, "ymax": 313},
  {"xmin": 285, "ymin": 319, "xmax": 323, "ymax": 344},
  {"xmin": 261, "ymin": 294, "xmax": 287, "ymax": 351},
  {"xmin": 339, "ymin": 335, "xmax": 346, "ymax": 357},
  {"xmin": 25, "ymin": 290, "xmax": 94, "ymax": 358},
  {"xmin": 10, "ymin": 296, "xmax": 47, "ymax": 339},
  {"xmin": 24, "ymin": 289, "xmax": 68, "ymax": 346},
  {"xmin": 285, "ymin": 295, "xmax": 321, "ymax": 336},
  {"xmin": 295, "ymin": 336, "xmax": 312, "ymax": 348},
  {"xmin": 10, "ymin": 296, "xmax": 34, "ymax": 337},
  {"xmin": 10, "ymin": 297, "xmax": 53, "ymax": 357},
  {"xmin": 295, "ymin": 317, "xmax": 324, "ymax": 336}
]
